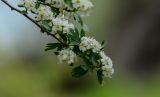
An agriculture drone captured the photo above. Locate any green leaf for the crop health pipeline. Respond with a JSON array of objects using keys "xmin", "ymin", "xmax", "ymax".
[
  {"xmin": 80, "ymin": 53, "xmax": 95, "ymax": 71},
  {"xmin": 69, "ymin": 28, "xmax": 81, "ymax": 45},
  {"xmin": 64, "ymin": 0, "xmax": 73, "ymax": 7},
  {"xmin": 72, "ymin": 45, "xmax": 81, "ymax": 54},
  {"xmin": 72, "ymin": 66, "xmax": 88, "ymax": 78},
  {"xmin": 41, "ymin": 20, "xmax": 52, "ymax": 32},
  {"xmin": 77, "ymin": 14, "xmax": 83, "ymax": 26},
  {"xmin": 45, "ymin": 43, "xmax": 62, "ymax": 51},
  {"xmin": 74, "ymin": 28, "xmax": 80, "ymax": 40},
  {"xmin": 57, "ymin": 44, "xmax": 63, "ymax": 51},
  {"xmin": 58, "ymin": 31, "xmax": 68, "ymax": 43},
  {"xmin": 51, "ymin": 7, "xmax": 60, "ymax": 16},
  {"xmin": 80, "ymin": 29, "xmax": 85, "ymax": 38},
  {"xmin": 83, "ymin": 57, "xmax": 92, "ymax": 66},
  {"xmin": 35, "ymin": 2, "xmax": 40, "ymax": 9},
  {"xmin": 92, "ymin": 52, "xmax": 101, "ymax": 61},
  {"xmin": 97, "ymin": 70, "xmax": 103, "ymax": 84}
]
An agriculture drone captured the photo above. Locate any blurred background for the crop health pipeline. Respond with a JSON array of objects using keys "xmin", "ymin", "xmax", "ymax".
[{"xmin": 0, "ymin": 0, "xmax": 160, "ymax": 97}]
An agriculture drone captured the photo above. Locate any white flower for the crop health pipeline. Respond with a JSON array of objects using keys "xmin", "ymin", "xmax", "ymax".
[
  {"xmin": 72, "ymin": 0, "xmax": 94, "ymax": 16},
  {"xmin": 52, "ymin": 16, "xmax": 74, "ymax": 34},
  {"xmin": 19, "ymin": 0, "xmax": 36, "ymax": 11},
  {"xmin": 102, "ymin": 67, "xmax": 114, "ymax": 78},
  {"xmin": 36, "ymin": 5, "xmax": 53, "ymax": 21},
  {"xmin": 58, "ymin": 49, "xmax": 77, "ymax": 64},
  {"xmin": 79, "ymin": 37, "xmax": 102, "ymax": 52},
  {"xmin": 99, "ymin": 51, "xmax": 114, "ymax": 77},
  {"xmin": 72, "ymin": 0, "xmax": 93, "ymax": 11}
]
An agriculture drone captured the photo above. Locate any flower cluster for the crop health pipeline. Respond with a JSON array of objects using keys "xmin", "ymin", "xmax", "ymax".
[
  {"xmin": 52, "ymin": 16, "xmax": 74, "ymax": 34},
  {"xmin": 99, "ymin": 52, "xmax": 114, "ymax": 78},
  {"xmin": 79, "ymin": 37, "xmax": 102, "ymax": 53},
  {"xmin": 58, "ymin": 48, "xmax": 77, "ymax": 64},
  {"xmin": 72, "ymin": 0, "xmax": 94, "ymax": 16},
  {"xmin": 17, "ymin": 0, "xmax": 114, "ymax": 84},
  {"xmin": 36, "ymin": 5, "xmax": 53, "ymax": 21},
  {"xmin": 72, "ymin": 0, "xmax": 93, "ymax": 11},
  {"xmin": 19, "ymin": 0, "xmax": 36, "ymax": 11}
]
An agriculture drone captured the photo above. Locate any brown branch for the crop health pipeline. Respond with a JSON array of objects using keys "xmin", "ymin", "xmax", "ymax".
[{"xmin": 1, "ymin": 0, "xmax": 65, "ymax": 45}]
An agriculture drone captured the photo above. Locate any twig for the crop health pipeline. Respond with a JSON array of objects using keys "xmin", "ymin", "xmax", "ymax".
[{"xmin": 1, "ymin": 0, "xmax": 65, "ymax": 45}]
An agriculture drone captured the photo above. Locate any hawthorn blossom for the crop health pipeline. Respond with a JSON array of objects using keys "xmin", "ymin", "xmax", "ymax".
[
  {"xmin": 72, "ymin": 0, "xmax": 93, "ymax": 16},
  {"xmin": 79, "ymin": 37, "xmax": 102, "ymax": 52},
  {"xmin": 72, "ymin": 0, "xmax": 93, "ymax": 11},
  {"xmin": 99, "ymin": 51, "xmax": 114, "ymax": 77},
  {"xmin": 52, "ymin": 17, "xmax": 74, "ymax": 34},
  {"xmin": 19, "ymin": 0, "xmax": 36, "ymax": 11},
  {"xmin": 36, "ymin": 5, "xmax": 53, "ymax": 21},
  {"xmin": 58, "ymin": 49, "xmax": 77, "ymax": 64}
]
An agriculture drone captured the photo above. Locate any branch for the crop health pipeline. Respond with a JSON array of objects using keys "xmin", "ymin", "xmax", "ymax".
[{"xmin": 1, "ymin": 0, "xmax": 65, "ymax": 45}]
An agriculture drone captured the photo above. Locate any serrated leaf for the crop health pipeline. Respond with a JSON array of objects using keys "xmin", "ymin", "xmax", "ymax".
[
  {"xmin": 69, "ymin": 28, "xmax": 80, "ymax": 45},
  {"xmin": 45, "ymin": 43, "xmax": 62, "ymax": 51},
  {"xmin": 72, "ymin": 66, "xmax": 88, "ymax": 78}
]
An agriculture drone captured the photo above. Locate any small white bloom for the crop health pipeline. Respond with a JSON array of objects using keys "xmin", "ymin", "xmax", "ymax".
[
  {"xmin": 72, "ymin": 0, "xmax": 94, "ymax": 16},
  {"xmin": 72, "ymin": 0, "xmax": 93, "ymax": 11},
  {"xmin": 99, "ymin": 51, "xmax": 114, "ymax": 77},
  {"xmin": 19, "ymin": 0, "xmax": 36, "ymax": 11},
  {"xmin": 58, "ymin": 49, "xmax": 77, "ymax": 64},
  {"xmin": 79, "ymin": 37, "xmax": 102, "ymax": 52},
  {"xmin": 102, "ymin": 67, "xmax": 114, "ymax": 78},
  {"xmin": 36, "ymin": 5, "xmax": 53, "ymax": 21},
  {"xmin": 52, "ymin": 16, "xmax": 74, "ymax": 34}
]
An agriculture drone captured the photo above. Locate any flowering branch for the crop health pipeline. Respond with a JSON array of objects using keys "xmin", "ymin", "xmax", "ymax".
[
  {"xmin": 1, "ymin": 0, "xmax": 114, "ymax": 84},
  {"xmin": 1, "ymin": 0, "xmax": 65, "ymax": 45}
]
